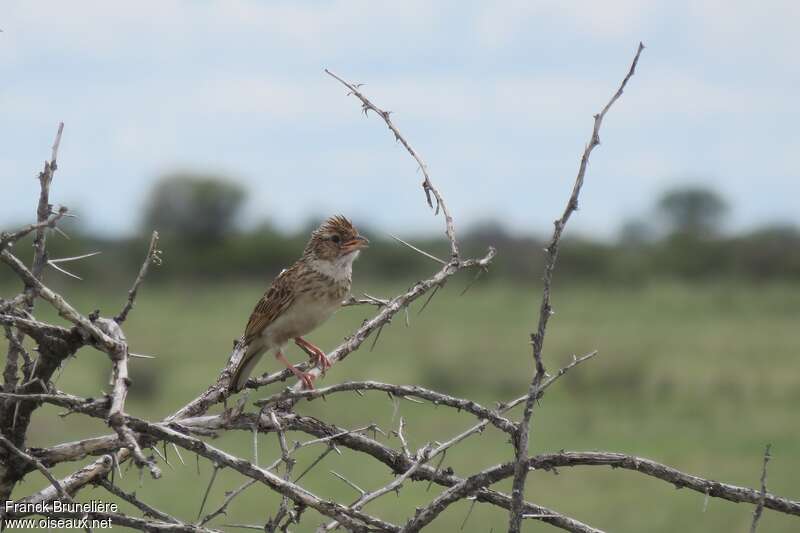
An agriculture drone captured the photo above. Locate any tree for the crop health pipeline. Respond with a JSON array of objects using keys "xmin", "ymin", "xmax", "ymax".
[
  {"xmin": 657, "ymin": 186, "xmax": 729, "ymax": 238},
  {"xmin": 142, "ymin": 173, "xmax": 245, "ymax": 243}
]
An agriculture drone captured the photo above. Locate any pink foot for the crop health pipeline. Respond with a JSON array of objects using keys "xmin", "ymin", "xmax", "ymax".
[{"xmin": 295, "ymin": 338, "xmax": 332, "ymax": 373}]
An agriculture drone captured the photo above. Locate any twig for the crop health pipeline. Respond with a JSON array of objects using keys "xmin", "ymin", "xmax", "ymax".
[
  {"xmin": 323, "ymin": 444, "xmax": 435, "ymax": 531},
  {"xmin": 342, "ymin": 294, "xmax": 390, "ymax": 307},
  {"xmin": 97, "ymin": 479, "xmax": 179, "ymax": 524},
  {"xmin": 460, "ymin": 497, "xmax": 477, "ymax": 530},
  {"xmin": 255, "ymin": 380, "xmax": 515, "ymax": 434},
  {"xmin": 396, "ymin": 417, "xmax": 411, "ymax": 458},
  {"xmin": 0, "ymin": 250, "xmax": 124, "ymax": 352},
  {"xmin": 138, "ymin": 422, "xmax": 398, "ymax": 532},
  {"xmin": 293, "ymin": 446, "xmax": 334, "ymax": 483},
  {"xmin": 508, "ymin": 42, "xmax": 645, "ymax": 533},
  {"xmin": 281, "ymin": 413, "xmax": 602, "ymax": 533},
  {"xmin": 197, "ymin": 464, "xmax": 221, "ymax": 521},
  {"xmin": 751, "ymin": 444, "xmax": 772, "ymax": 533},
  {"xmin": 0, "ymin": 434, "xmax": 71, "ymax": 501},
  {"xmin": 266, "ymin": 411, "xmax": 295, "ymax": 532},
  {"xmin": 116, "ymin": 231, "xmax": 161, "ymax": 324},
  {"xmin": 99, "ymin": 314, "xmax": 160, "ymax": 479},
  {"xmin": 0, "ymin": 122, "xmax": 66, "ymax": 502},
  {"xmin": 326, "ymin": 69, "xmax": 459, "ymax": 258},
  {"xmin": 0, "ymin": 206, "xmax": 69, "ymax": 252},
  {"xmin": 198, "ymin": 479, "xmax": 256, "ymax": 526}
]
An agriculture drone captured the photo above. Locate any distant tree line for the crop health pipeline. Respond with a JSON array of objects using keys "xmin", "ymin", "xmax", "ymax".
[{"xmin": 5, "ymin": 174, "xmax": 800, "ymax": 285}]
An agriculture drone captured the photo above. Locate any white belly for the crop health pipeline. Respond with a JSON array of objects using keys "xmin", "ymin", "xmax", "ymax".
[{"xmin": 259, "ymin": 293, "xmax": 340, "ymax": 347}]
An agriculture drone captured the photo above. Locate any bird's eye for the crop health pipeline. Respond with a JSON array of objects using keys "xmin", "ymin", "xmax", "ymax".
[{"xmin": 331, "ymin": 235, "xmax": 341, "ymax": 244}]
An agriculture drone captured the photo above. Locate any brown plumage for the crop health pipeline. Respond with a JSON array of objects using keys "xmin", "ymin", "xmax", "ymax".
[{"xmin": 230, "ymin": 216, "xmax": 368, "ymax": 392}]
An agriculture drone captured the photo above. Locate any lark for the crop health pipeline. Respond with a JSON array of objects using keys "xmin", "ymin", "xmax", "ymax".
[{"xmin": 230, "ymin": 216, "xmax": 368, "ymax": 392}]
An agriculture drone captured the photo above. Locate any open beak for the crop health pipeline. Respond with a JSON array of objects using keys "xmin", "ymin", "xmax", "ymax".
[{"xmin": 342, "ymin": 235, "xmax": 369, "ymax": 254}]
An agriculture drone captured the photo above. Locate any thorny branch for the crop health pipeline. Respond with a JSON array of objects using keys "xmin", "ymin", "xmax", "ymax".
[
  {"xmin": 116, "ymin": 230, "xmax": 161, "ymax": 324},
  {"xmin": 509, "ymin": 42, "xmax": 645, "ymax": 533},
  {"xmin": 751, "ymin": 444, "xmax": 772, "ymax": 533},
  {"xmin": 325, "ymin": 69, "xmax": 459, "ymax": 258},
  {"xmin": 2, "ymin": 45, "xmax": 798, "ymax": 533}
]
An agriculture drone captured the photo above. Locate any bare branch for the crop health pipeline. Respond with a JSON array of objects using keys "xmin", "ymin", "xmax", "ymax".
[
  {"xmin": 116, "ymin": 231, "xmax": 161, "ymax": 324},
  {"xmin": 751, "ymin": 444, "xmax": 772, "ymax": 532},
  {"xmin": 323, "ymin": 443, "xmax": 434, "ymax": 532},
  {"xmin": 97, "ymin": 478, "xmax": 180, "ymax": 524},
  {"xmin": 283, "ymin": 413, "xmax": 602, "ymax": 533},
  {"xmin": 326, "ymin": 69, "xmax": 459, "ymax": 258},
  {"xmin": 509, "ymin": 42, "xmax": 645, "ymax": 533},
  {"xmin": 0, "ymin": 249, "xmax": 124, "ymax": 353},
  {"xmin": 29, "ymin": 122, "xmax": 65, "ymax": 291},
  {"xmin": 0, "ymin": 206, "xmax": 69, "ymax": 252},
  {"xmin": 402, "ymin": 447, "xmax": 800, "ymax": 532},
  {"xmin": 20, "ymin": 453, "xmax": 115, "ymax": 506},
  {"xmin": 140, "ymin": 422, "xmax": 398, "ymax": 532},
  {"xmin": 0, "ymin": 434, "xmax": 70, "ymax": 501},
  {"xmin": 99, "ymin": 315, "xmax": 161, "ymax": 479},
  {"xmin": 198, "ymin": 479, "xmax": 256, "ymax": 527},
  {"xmin": 196, "ymin": 464, "xmax": 221, "ymax": 522},
  {"xmin": 342, "ymin": 293, "xmax": 391, "ymax": 308},
  {"xmin": 255, "ymin": 380, "xmax": 515, "ymax": 434}
]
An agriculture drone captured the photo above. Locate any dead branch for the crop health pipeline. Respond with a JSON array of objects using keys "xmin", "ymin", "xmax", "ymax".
[
  {"xmin": 509, "ymin": 42, "xmax": 645, "ymax": 533},
  {"xmin": 97, "ymin": 478, "xmax": 181, "ymax": 524},
  {"xmin": 751, "ymin": 444, "xmax": 773, "ymax": 532},
  {"xmin": 0, "ymin": 434, "xmax": 70, "ymax": 501},
  {"xmin": 116, "ymin": 230, "xmax": 161, "ymax": 324},
  {"xmin": 0, "ymin": 206, "xmax": 69, "ymax": 252},
  {"xmin": 326, "ymin": 70, "xmax": 459, "ymax": 258},
  {"xmin": 136, "ymin": 422, "xmax": 399, "ymax": 532},
  {"xmin": 255, "ymin": 380, "xmax": 515, "ymax": 434}
]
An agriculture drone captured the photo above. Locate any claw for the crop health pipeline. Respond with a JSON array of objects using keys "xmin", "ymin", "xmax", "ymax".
[
  {"xmin": 299, "ymin": 371, "xmax": 315, "ymax": 390},
  {"xmin": 314, "ymin": 350, "xmax": 332, "ymax": 372},
  {"xmin": 295, "ymin": 337, "xmax": 332, "ymax": 374},
  {"xmin": 277, "ymin": 349, "xmax": 316, "ymax": 389}
]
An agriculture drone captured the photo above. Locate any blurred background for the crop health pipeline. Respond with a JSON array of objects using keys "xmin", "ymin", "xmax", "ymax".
[{"xmin": 2, "ymin": 2, "xmax": 799, "ymax": 532}]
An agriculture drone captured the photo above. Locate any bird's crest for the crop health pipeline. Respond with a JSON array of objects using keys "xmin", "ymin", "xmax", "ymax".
[{"xmin": 313, "ymin": 215, "xmax": 356, "ymax": 239}]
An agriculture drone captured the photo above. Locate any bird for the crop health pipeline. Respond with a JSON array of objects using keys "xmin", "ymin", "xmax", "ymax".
[{"xmin": 229, "ymin": 215, "xmax": 368, "ymax": 392}]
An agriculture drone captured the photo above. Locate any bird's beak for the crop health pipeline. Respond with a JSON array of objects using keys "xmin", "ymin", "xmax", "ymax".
[{"xmin": 342, "ymin": 235, "xmax": 369, "ymax": 253}]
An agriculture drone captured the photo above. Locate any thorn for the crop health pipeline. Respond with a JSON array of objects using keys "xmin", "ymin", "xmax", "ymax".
[
  {"xmin": 47, "ymin": 260, "xmax": 82, "ymax": 280},
  {"xmin": 49, "ymin": 251, "xmax": 102, "ymax": 264}
]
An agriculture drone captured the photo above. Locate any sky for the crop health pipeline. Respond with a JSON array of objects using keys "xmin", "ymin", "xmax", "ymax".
[{"xmin": 2, "ymin": 1, "xmax": 799, "ymax": 241}]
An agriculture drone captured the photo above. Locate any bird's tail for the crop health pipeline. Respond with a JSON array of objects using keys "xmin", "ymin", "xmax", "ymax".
[{"xmin": 230, "ymin": 343, "xmax": 265, "ymax": 392}]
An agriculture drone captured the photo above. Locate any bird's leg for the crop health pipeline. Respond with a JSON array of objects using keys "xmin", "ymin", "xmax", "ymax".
[
  {"xmin": 275, "ymin": 350, "xmax": 315, "ymax": 390},
  {"xmin": 294, "ymin": 337, "xmax": 332, "ymax": 373}
]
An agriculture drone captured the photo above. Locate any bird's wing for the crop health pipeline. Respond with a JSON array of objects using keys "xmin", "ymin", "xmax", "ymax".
[{"xmin": 243, "ymin": 265, "xmax": 298, "ymax": 345}]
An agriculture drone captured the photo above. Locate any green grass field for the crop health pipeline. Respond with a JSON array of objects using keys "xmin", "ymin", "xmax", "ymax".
[{"xmin": 5, "ymin": 276, "xmax": 800, "ymax": 532}]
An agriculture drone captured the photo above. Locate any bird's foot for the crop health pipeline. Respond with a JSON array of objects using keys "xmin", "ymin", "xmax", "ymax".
[
  {"xmin": 312, "ymin": 350, "xmax": 331, "ymax": 372},
  {"xmin": 289, "ymin": 366, "xmax": 315, "ymax": 390},
  {"xmin": 295, "ymin": 337, "xmax": 332, "ymax": 373}
]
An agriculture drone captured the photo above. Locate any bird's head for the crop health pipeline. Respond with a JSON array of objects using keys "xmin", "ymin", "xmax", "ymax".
[{"xmin": 304, "ymin": 215, "xmax": 369, "ymax": 264}]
